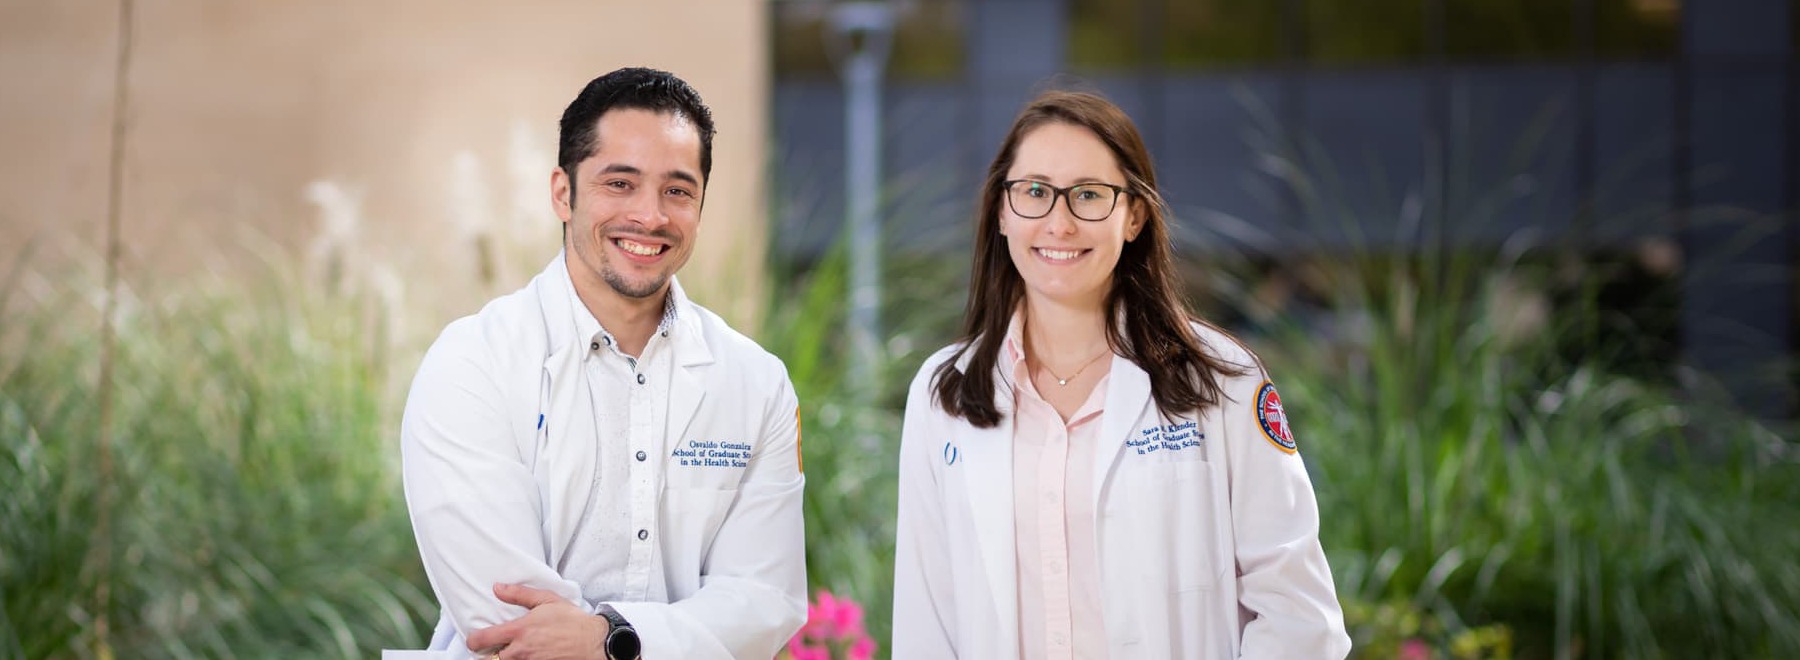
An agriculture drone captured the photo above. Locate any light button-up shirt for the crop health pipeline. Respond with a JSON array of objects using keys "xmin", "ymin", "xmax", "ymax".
[
  {"xmin": 1005, "ymin": 320, "xmax": 1111, "ymax": 660},
  {"xmin": 560, "ymin": 277, "xmax": 679, "ymax": 605}
]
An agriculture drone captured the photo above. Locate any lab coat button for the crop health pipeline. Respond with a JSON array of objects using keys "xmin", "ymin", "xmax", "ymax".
[
  {"xmin": 636, "ymin": 450, "xmax": 647, "ymax": 461},
  {"xmin": 637, "ymin": 529, "xmax": 649, "ymax": 541},
  {"xmin": 590, "ymin": 341, "xmax": 600, "ymax": 351},
  {"xmin": 636, "ymin": 374, "xmax": 646, "ymax": 385}
]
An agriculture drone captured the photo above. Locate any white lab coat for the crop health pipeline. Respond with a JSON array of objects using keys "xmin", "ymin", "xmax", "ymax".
[
  {"xmin": 892, "ymin": 323, "xmax": 1350, "ymax": 659},
  {"xmin": 399, "ymin": 254, "xmax": 806, "ymax": 659}
]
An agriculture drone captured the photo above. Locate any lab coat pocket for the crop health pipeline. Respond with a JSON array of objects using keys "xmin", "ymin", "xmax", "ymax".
[
  {"xmin": 1166, "ymin": 463, "xmax": 1223, "ymax": 593},
  {"xmin": 663, "ymin": 485, "xmax": 738, "ymax": 563},
  {"xmin": 1105, "ymin": 460, "xmax": 1221, "ymax": 593}
]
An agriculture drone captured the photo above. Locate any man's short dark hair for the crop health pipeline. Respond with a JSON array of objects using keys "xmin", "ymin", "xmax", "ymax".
[{"xmin": 558, "ymin": 67, "xmax": 717, "ymax": 198}]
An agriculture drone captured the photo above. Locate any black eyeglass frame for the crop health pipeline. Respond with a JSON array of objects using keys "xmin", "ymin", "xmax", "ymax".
[{"xmin": 1000, "ymin": 179, "xmax": 1130, "ymax": 222}]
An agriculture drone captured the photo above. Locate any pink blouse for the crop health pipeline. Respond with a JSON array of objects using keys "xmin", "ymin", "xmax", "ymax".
[{"xmin": 1005, "ymin": 321, "xmax": 1111, "ymax": 660}]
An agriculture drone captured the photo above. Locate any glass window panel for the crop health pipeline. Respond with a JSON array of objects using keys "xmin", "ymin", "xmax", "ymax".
[
  {"xmin": 772, "ymin": 2, "xmax": 832, "ymax": 78},
  {"xmin": 1306, "ymin": 0, "xmax": 1427, "ymax": 65},
  {"xmin": 1069, "ymin": 0, "xmax": 1150, "ymax": 71},
  {"xmin": 773, "ymin": 0, "xmax": 966, "ymax": 81},
  {"xmin": 1444, "ymin": 0, "xmax": 1575, "ymax": 60},
  {"xmin": 1161, "ymin": 0, "xmax": 1287, "ymax": 69},
  {"xmin": 890, "ymin": 0, "xmax": 965, "ymax": 79},
  {"xmin": 1596, "ymin": 0, "xmax": 1680, "ymax": 59}
]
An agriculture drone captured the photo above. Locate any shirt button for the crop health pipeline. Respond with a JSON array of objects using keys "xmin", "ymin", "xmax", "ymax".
[
  {"xmin": 660, "ymin": 330, "xmax": 668, "ymax": 337},
  {"xmin": 590, "ymin": 341, "xmax": 600, "ymax": 351},
  {"xmin": 604, "ymin": 336, "xmax": 613, "ymax": 346},
  {"xmin": 636, "ymin": 450, "xmax": 647, "ymax": 462},
  {"xmin": 636, "ymin": 373, "xmax": 646, "ymax": 385},
  {"xmin": 637, "ymin": 529, "xmax": 649, "ymax": 541}
]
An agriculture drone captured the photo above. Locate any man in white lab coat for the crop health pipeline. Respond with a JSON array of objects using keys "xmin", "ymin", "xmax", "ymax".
[{"xmin": 400, "ymin": 67, "xmax": 806, "ymax": 660}]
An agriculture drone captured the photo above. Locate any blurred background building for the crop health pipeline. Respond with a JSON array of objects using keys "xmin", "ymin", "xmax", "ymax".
[
  {"xmin": 770, "ymin": 0, "xmax": 1797, "ymax": 419},
  {"xmin": 0, "ymin": 0, "xmax": 773, "ymax": 331}
]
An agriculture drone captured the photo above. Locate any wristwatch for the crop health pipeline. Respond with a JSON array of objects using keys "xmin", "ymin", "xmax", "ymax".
[{"xmin": 597, "ymin": 604, "xmax": 641, "ymax": 660}]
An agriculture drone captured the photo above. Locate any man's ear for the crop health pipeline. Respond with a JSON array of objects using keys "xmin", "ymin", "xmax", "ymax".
[{"xmin": 551, "ymin": 166, "xmax": 574, "ymax": 223}]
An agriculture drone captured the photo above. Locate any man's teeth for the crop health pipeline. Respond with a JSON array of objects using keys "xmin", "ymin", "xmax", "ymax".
[
  {"xmin": 1038, "ymin": 248, "xmax": 1082, "ymax": 261},
  {"xmin": 618, "ymin": 239, "xmax": 663, "ymax": 256}
]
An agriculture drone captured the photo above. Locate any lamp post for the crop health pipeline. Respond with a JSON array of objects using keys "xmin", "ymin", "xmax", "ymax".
[{"xmin": 827, "ymin": 1, "xmax": 894, "ymax": 397}]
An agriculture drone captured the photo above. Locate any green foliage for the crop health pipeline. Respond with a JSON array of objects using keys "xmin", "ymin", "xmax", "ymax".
[
  {"xmin": 1, "ymin": 259, "xmax": 435, "ymax": 658},
  {"xmin": 1344, "ymin": 596, "xmax": 1514, "ymax": 659},
  {"xmin": 1276, "ymin": 249, "xmax": 1800, "ymax": 657},
  {"xmin": 1230, "ymin": 96, "xmax": 1800, "ymax": 657},
  {"xmin": 762, "ymin": 239, "xmax": 966, "ymax": 657}
]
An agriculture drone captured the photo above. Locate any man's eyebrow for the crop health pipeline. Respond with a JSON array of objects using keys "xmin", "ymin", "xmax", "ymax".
[
  {"xmin": 595, "ymin": 164, "xmax": 698, "ymax": 187},
  {"xmin": 595, "ymin": 163, "xmax": 642, "ymax": 177}
]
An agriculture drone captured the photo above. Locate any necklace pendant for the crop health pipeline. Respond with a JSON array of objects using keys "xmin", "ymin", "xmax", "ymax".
[{"xmin": 1058, "ymin": 378, "xmax": 1068, "ymax": 386}]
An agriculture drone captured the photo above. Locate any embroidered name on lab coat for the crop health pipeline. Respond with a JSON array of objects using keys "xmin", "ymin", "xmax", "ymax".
[
  {"xmin": 671, "ymin": 440, "xmax": 752, "ymax": 468},
  {"xmin": 1127, "ymin": 421, "xmax": 1203, "ymax": 456}
]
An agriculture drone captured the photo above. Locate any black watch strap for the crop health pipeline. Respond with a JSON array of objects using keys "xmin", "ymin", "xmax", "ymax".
[{"xmin": 597, "ymin": 605, "xmax": 640, "ymax": 660}]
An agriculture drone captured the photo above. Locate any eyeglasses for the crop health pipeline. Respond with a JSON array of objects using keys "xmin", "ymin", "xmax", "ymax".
[{"xmin": 1002, "ymin": 179, "xmax": 1127, "ymax": 222}]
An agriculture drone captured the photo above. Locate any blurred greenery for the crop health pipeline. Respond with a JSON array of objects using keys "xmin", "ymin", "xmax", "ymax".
[
  {"xmin": 1, "ymin": 251, "xmax": 435, "ymax": 658},
  {"xmin": 1226, "ymin": 90, "xmax": 1800, "ymax": 657}
]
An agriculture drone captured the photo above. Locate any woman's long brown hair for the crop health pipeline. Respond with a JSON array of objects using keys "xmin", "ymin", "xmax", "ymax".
[{"xmin": 931, "ymin": 90, "xmax": 1248, "ymax": 428}]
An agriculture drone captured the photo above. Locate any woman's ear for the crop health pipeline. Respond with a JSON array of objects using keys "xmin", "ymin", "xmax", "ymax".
[{"xmin": 1125, "ymin": 198, "xmax": 1147, "ymax": 242}]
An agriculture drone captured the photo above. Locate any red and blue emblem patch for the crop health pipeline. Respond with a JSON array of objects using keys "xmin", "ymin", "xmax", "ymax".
[{"xmin": 1255, "ymin": 380, "xmax": 1297, "ymax": 454}]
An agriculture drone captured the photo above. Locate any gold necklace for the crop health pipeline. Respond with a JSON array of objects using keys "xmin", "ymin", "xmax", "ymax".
[{"xmin": 1039, "ymin": 349, "xmax": 1110, "ymax": 386}]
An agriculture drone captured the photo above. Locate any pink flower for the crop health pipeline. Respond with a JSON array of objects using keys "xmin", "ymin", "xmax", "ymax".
[
  {"xmin": 808, "ymin": 591, "xmax": 843, "ymax": 639},
  {"xmin": 1398, "ymin": 638, "xmax": 1433, "ymax": 660},
  {"xmin": 784, "ymin": 590, "xmax": 877, "ymax": 660},
  {"xmin": 826, "ymin": 592, "xmax": 867, "ymax": 638}
]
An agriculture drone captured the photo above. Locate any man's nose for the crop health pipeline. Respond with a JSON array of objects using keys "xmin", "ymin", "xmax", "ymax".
[{"xmin": 622, "ymin": 188, "xmax": 668, "ymax": 228}]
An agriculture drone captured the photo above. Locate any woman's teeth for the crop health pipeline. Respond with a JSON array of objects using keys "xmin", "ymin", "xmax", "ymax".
[{"xmin": 1037, "ymin": 248, "xmax": 1082, "ymax": 261}]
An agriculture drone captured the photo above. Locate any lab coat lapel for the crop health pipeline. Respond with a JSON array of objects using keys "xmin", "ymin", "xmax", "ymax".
[
  {"xmin": 957, "ymin": 357, "xmax": 1019, "ymax": 649},
  {"xmin": 536, "ymin": 255, "xmax": 599, "ymax": 568},
  {"xmin": 664, "ymin": 279, "xmax": 714, "ymax": 446},
  {"xmin": 1094, "ymin": 355, "xmax": 1153, "ymax": 505}
]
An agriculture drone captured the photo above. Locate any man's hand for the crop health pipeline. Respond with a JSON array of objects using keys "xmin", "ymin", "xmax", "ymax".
[{"xmin": 466, "ymin": 583, "xmax": 610, "ymax": 660}]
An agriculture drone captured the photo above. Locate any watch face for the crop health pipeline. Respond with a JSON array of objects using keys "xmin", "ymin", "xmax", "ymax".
[{"xmin": 606, "ymin": 626, "xmax": 641, "ymax": 660}]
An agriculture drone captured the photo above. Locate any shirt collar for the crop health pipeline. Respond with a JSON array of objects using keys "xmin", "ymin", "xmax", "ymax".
[
  {"xmin": 557, "ymin": 251, "xmax": 680, "ymax": 351},
  {"xmin": 1002, "ymin": 307, "xmax": 1029, "ymax": 378}
]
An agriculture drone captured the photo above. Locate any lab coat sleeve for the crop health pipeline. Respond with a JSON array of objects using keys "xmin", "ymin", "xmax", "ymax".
[
  {"xmin": 401, "ymin": 322, "xmax": 588, "ymax": 647},
  {"xmin": 892, "ymin": 360, "xmax": 959, "ymax": 658},
  {"xmin": 607, "ymin": 366, "xmax": 807, "ymax": 660},
  {"xmin": 1224, "ymin": 369, "xmax": 1351, "ymax": 659}
]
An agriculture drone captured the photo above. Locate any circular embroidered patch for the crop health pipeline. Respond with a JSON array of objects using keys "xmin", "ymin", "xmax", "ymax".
[{"xmin": 1255, "ymin": 380, "xmax": 1297, "ymax": 454}]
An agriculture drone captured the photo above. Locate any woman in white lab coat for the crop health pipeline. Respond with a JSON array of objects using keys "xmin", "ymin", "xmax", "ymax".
[{"xmin": 892, "ymin": 91, "xmax": 1350, "ymax": 659}]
